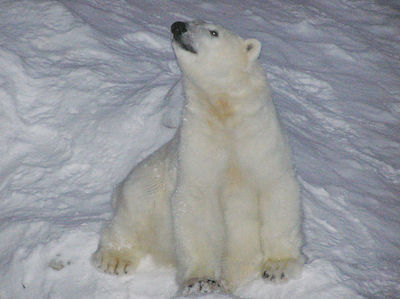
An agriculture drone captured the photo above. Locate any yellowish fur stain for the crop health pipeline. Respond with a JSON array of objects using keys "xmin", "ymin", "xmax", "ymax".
[
  {"xmin": 226, "ymin": 162, "xmax": 242, "ymax": 186},
  {"xmin": 204, "ymin": 93, "xmax": 237, "ymax": 129}
]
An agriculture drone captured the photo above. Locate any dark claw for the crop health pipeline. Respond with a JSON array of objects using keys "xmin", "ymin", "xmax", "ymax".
[
  {"xmin": 114, "ymin": 260, "xmax": 119, "ymax": 273},
  {"xmin": 263, "ymin": 271, "xmax": 270, "ymax": 279},
  {"xmin": 207, "ymin": 279, "xmax": 218, "ymax": 286}
]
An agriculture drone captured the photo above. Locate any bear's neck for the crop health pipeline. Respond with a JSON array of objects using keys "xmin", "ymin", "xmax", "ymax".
[{"xmin": 183, "ymin": 76, "xmax": 269, "ymax": 124}]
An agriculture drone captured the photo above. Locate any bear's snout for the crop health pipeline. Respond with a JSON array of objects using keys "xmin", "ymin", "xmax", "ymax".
[
  {"xmin": 171, "ymin": 22, "xmax": 187, "ymax": 37},
  {"xmin": 171, "ymin": 21, "xmax": 197, "ymax": 54}
]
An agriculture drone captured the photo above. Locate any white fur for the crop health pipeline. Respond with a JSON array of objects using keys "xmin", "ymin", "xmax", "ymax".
[{"xmin": 92, "ymin": 21, "xmax": 304, "ymax": 294}]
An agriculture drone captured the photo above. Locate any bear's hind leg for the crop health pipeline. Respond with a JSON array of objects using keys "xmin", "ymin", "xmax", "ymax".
[
  {"xmin": 92, "ymin": 241, "xmax": 140, "ymax": 275},
  {"xmin": 92, "ymin": 140, "xmax": 177, "ymax": 275},
  {"xmin": 91, "ymin": 208, "xmax": 147, "ymax": 275}
]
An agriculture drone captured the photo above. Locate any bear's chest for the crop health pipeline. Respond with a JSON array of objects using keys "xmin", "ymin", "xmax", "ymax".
[
  {"xmin": 193, "ymin": 93, "xmax": 243, "ymax": 130},
  {"xmin": 184, "ymin": 92, "xmax": 265, "ymax": 145},
  {"xmin": 207, "ymin": 97, "xmax": 236, "ymax": 125}
]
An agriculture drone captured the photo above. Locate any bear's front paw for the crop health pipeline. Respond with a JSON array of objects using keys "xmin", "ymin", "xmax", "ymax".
[
  {"xmin": 262, "ymin": 257, "xmax": 304, "ymax": 284},
  {"xmin": 91, "ymin": 247, "xmax": 137, "ymax": 275},
  {"xmin": 181, "ymin": 278, "xmax": 225, "ymax": 296}
]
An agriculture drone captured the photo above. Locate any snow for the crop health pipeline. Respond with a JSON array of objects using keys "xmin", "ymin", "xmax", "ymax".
[{"xmin": 0, "ymin": 0, "xmax": 399, "ymax": 298}]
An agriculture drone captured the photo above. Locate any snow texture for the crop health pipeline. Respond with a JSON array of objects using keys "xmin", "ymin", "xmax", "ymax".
[{"xmin": 0, "ymin": 0, "xmax": 399, "ymax": 298}]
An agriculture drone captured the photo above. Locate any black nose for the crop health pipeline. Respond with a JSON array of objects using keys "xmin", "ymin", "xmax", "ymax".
[{"xmin": 171, "ymin": 22, "xmax": 187, "ymax": 36}]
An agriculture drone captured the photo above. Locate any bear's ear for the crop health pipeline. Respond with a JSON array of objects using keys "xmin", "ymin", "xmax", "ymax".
[{"xmin": 245, "ymin": 39, "xmax": 261, "ymax": 62}]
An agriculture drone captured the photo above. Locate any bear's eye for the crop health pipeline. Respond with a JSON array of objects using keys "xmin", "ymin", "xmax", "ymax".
[{"xmin": 209, "ymin": 30, "xmax": 218, "ymax": 37}]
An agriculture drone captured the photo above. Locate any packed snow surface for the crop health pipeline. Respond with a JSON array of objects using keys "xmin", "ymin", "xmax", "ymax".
[{"xmin": 0, "ymin": 0, "xmax": 399, "ymax": 298}]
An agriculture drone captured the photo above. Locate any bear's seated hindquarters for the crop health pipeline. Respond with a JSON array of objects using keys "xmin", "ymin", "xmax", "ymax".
[{"xmin": 92, "ymin": 20, "xmax": 304, "ymax": 296}]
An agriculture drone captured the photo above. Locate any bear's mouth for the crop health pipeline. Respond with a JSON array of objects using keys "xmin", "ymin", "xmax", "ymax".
[
  {"xmin": 171, "ymin": 21, "xmax": 197, "ymax": 54},
  {"xmin": 175, "ymin": 39, "xmax": 197, "ymax": 54}
]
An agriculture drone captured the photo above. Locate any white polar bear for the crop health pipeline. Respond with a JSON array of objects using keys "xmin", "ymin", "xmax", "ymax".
[{"xmin": 92, "ymin": 20, "xmax": 304, "ymax": 296}]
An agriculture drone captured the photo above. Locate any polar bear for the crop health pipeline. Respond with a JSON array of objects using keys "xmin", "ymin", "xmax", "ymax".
[{"xmin": 92, "ymin": 20, "xmax": 304, "ymax": 296}]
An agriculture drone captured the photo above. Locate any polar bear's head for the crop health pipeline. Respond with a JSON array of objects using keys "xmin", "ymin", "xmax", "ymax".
[{"xmin": 171, "ymin": 21, "xmax": 262, "ymax": 93}]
